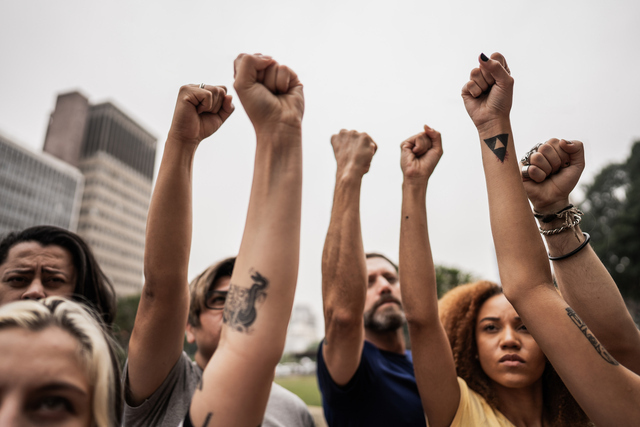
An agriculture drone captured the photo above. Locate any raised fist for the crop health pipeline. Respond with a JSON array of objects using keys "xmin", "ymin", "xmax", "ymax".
[
  {"xmin": 521, "ymin": 138, "xmax": 585, "ymax": 213},
  {"xmin": 461, "ymin": 52, "xmax": 513, "ymax": 131},
  {"xmin": 168, "ymin": 85, "xmax": 234, "ymax": 145},
  {"xmin": 400, "ymin": 125, "xmax": 443, "ymax": 182},
  {"xmin": 233, "ymin": 53, "xmax": 304, "ymax": 135},
  {"xmin": 331, "ymin": 130, "xmax": 377, "ymax": 178}
]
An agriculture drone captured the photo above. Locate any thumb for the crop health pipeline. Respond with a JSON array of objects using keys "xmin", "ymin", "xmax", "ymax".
[
  {"xmin": 560, "ymin": 139, "xmax": 585, "ymax": 169},
  {"xmin": 479, "ymin": 53, "xmax": 512, "ymax": 87},
  {"xmin": 233, "ymin": 53, "xmax": 274, "ymax": 91},
  {"xmin": 423, "ymin": 124, "xmax": 442, "ymax": 153}
]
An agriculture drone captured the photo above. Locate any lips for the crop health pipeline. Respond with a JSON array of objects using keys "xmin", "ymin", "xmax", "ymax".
[
  {"xmin": 374, "ymin": 296, "xmax": 401, "ymax": 311},
  {"xmin": 499, "ymin": 354, "xmax": 525, "ymax": 364}
]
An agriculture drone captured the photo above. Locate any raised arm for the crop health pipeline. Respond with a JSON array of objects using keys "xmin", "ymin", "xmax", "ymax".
[
  {"xmin": 189, "ymin": 54, "xmax": 304, "ymax": 427},
  {"xmin": 462, "ymin": 52, "xmax": 640, "ymax": 425},
  {"xmin": 399, "ymin": 127, "xmax": 458, "ymax": 427},
  {"xmin": 321, "ymin": 130, "xmax": 377, "ymax": 385},
  {"xmin": 522, "ymin": 138, "xmax": 640, "ymax": 374},
  {"xmin": 127, "ymin": 85, "xmax": 233, "ymax": 404}
]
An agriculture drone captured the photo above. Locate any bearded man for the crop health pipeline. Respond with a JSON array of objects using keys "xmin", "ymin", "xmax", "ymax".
[{"xmin": 317, "ymin": 130, "xmax": 426, "ymax": 427}]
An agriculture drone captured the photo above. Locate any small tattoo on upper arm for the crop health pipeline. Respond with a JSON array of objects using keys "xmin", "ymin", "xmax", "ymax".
[
  {"xmin": 201, "ymin": 412, "xmax": 213, "ymax": 427},
  {"xmin": 197, "ymin": 378, "xmax": 203, "ymax": 391},
  {"xmin": 223, "ymin": 270, "xmax": 269, "ymax": 333},
  {"xmin": 566, "ymin": 307, "xmax": 619, "ymax": 366},
  {"xmin": 483, "ymin": 134, "xmax": 509, "ymax": 162}
]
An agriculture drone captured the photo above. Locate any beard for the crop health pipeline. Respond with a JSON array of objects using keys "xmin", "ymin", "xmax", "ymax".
[{"xmin": 363, "ymin": 295, "xmax": 406, "ymax": 333}]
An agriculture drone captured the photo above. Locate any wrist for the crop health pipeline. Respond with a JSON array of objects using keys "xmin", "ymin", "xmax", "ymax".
[
  {"xmin": 402, "ymin": 177, "xmax": 429, "ymax": 192},
  {"xmin": 255, "ymin": 121, "xmax": 302, "ymax": 141},
  {"xmin": 532, "ymin": 199, "xmax": 571, "ymax": 216},
  {"xmin": 476, "ymin": 118, "xmax": 512, "ymax": 138}
]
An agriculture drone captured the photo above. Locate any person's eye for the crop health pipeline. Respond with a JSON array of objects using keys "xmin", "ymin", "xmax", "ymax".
[
  {"xmin": 211, "ymin": 297, "xmax": 226, "ymax": 307},
  {"xmin": 5, "ymin": 276, "xmax": 26, "ymax": 286},
  {"xmin": 483, "ymin": 324, "xmax": 498, "ymax": 332},
  {"xmin": 385, "ymin": 275, "xmax": 398, "ymax": 284},
  {"xmin": 518, "ymin": 324, "xmax": 529, "ymax": 332},
  {"xmin": 31, "ymin": 396, "xmax": 75, "ymax": 416}
]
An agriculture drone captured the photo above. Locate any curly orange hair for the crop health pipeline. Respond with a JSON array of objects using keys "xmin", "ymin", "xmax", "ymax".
[{"xmin": 438, "ymin": 281, "xmax": 591, "ymax": 426}]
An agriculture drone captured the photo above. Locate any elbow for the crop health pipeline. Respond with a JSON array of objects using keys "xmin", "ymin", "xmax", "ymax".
[{"xmin": 324, "ymin": 307, "xmax": 362, "ymax": 335}]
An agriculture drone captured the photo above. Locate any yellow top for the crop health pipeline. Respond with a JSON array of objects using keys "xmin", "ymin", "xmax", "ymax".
[{"xmin": 450, "ymin": 377, "xmax": 515, "ymax": 427}]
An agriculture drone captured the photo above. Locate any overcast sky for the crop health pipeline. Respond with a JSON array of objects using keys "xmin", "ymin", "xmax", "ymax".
[{"xmin": 2, "ymin": 0, "xmax": 639, "ymax": 337}]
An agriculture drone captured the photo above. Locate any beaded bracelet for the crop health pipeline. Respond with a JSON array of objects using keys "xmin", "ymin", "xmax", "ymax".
[{"xmin": 549, "ymin": 233, "xmax": 591, "ymax": 261}]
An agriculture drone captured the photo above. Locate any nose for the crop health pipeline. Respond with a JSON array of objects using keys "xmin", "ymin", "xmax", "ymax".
[
  {"xmin": 0, "ymin": 397, "xmax": 21, "ymax": 426},
  {"xmin": 375, "ymin": 277, "xmax": 392, "ymax": 295},
  {"xmin": 500, "ymin": 326, "xmax": 521, "ymax": 349},
  {"xmin": 21, "ymin": 280, "xmax": 46, "ymax": 300}
]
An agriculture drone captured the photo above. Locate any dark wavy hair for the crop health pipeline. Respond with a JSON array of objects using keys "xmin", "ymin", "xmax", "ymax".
[
  {"xmin": 438, "ymin": 281, "xmax": 591, "ymax": 426},
  {"xmin": 0, "ymin": 226, "xmax": 116, "ymax": 325}
]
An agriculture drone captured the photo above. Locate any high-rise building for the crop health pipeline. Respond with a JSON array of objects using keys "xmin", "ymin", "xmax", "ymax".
[
  {"xmin": 0, "ymin": 132, "xmax": 84, "ymax": 238},
  {"xmin": 44, "ymin": 92, "xmax": 157, "ymax": 296},
  {"xmin": 284, "ymin": 304, "xmax": 319, "ymax": 355}
]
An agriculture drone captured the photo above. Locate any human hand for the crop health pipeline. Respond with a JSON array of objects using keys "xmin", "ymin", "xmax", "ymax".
[
  {"xmin": 331, "ymin": 130, "xmax": 377, "ymax": 178},
  {"xmin": 521, "ymin": 139, "xmax": 585, "ymax": 213},
  {"xmin": 167, "ymin": 85, "xmax": 234, "ymax": 146},
  {"xmin": 400, "ymin": 125, "xmax": 443, "ymax": 183},
  {"xmin": 233, "ymin": 53, "xmax": 304, "ymax": 136},
  {"xmin": 461, "ymin": 53, "xmax": 513, "ymax": 132}
]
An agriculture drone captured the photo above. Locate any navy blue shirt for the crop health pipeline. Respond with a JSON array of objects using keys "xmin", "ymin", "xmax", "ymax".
[{"xmin": 317, "ymin": 339, "xmax": 426, "ymax": 427}]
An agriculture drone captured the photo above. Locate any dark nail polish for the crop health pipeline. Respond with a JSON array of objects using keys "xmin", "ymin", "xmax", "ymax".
[{"xmin": 480, "ymin": 53, "xmax": 489, "ymax": 62}]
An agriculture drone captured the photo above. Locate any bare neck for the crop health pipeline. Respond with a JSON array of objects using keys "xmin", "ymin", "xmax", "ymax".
[
  {"xmin": 493, "ymin": 379, "xmax": 545, "ymax": 427},
  {"xmin": 364, "ymin": 327, "xmax": 406, "ymax": 354}
]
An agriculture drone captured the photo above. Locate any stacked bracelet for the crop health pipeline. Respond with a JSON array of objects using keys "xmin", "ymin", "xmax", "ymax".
[
  {"xmin": 536, "ymin": 205, "xmax": 583, "ymax": 240},
  {"xmin": 549, "ymin": 232, "xmax": 591, "ymax": 261}
]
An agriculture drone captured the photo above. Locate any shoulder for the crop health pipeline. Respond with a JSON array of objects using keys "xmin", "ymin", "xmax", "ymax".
[
  {"xmin": 450, "ymin": 377, "xmax": 514, "ymax": 427},
  {"xmin": 264, "ymin": 383, "xmax": 315, "ymax": 426}
]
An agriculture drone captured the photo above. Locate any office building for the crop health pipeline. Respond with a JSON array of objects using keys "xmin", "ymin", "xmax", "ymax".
[
  {"xmin": 44, "ymin": 92, "xmax": 157, "ymax": 295},
  {"xmin": 0, "ymin": 132, "xmax": 84, "ymax": 238}
]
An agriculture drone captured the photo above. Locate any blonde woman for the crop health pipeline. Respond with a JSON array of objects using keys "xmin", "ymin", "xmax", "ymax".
[{"xmin": 0, "ymin": 297, "xmax": 121, "ymax": 426}]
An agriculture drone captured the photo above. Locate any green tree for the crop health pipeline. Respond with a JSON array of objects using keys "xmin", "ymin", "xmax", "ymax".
[
  {"xmin": 435, "ymin": 265, "xmax": 475, "ymax": 298},
  {"xmin": 581, "ymin": 140, "xmax": 640, "ymax": 306}
]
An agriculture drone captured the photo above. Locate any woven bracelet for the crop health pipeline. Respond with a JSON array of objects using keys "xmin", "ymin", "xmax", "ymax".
[
  {"xmin": 534, "ymin": 205, "xmax": 574, "ymax": 223},
  {"xmin": 549, "ymin": 232, "xmax": 591, "ymax": 261}
]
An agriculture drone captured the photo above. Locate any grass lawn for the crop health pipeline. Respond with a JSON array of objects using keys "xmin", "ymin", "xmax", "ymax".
[{"xmin": 274, "ymin": 375, "xmax": 322, "ymax": 407}]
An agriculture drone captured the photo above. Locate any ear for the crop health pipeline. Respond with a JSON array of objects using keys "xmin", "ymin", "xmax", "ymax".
[{"xmin": 185, "ymin": 323, "xmax": 197, "ymax": 344}]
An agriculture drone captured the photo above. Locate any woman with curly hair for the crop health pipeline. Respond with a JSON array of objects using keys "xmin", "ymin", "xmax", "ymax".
[
  {"xmin": 398, "ymin": 125, "xmax": 589, "ymax": 425},
  {"xmin": 460, "ymin": 51, "xmax": 640, "ymax": 425}
]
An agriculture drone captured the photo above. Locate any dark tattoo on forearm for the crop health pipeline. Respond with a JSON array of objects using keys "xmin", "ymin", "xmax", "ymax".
[
  {"xmin": 483, "ymin": 134, "xmax": 509, "ymax": 162},
  {"xmin": 202, "ymin": 412, "xmax": 212, "ymax": 427},
  {"xmin": 566, "ymin": 307, "xmax": 619, "ymax": 365},
  {"xmin": 223, "ymin": 271, "xmax": 269, "ymax": 332}
]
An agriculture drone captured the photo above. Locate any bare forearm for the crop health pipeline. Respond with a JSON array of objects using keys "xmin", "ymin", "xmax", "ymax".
[
  {"xmin": 478, "ymin": 121, "xmax": 552, "ymax": 298},
  {"xmin": 143, "ymin": 138, "xmax": 196, "ymax": 294},
  {"xmin": 399, "ymin": 180, "xmax": 438, "ymax": 325},
  {"xmin": 322, "ymin": 173, "xmax": 367, "ymax": 324},
  {"xmin": 544, "ymin": 224, "xmax": 640, "ymax": 372}
]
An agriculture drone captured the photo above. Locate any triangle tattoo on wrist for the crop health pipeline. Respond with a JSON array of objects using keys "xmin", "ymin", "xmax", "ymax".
[{"xmin": 484, "ymin": 134, "xmax": 509, "ymax": 162}]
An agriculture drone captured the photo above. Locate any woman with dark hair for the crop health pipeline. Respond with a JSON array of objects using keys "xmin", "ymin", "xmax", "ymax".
[
  {"xmin": 398, "ymin": 127, "xmax": 589, "ymax": 426},
  {"xmin": 461, "ymin": 51, "xmax": 640, "ymax": 425},
  {"xmin": 0, "ymin": 225, "xmax": 116, "ymax": 325}
]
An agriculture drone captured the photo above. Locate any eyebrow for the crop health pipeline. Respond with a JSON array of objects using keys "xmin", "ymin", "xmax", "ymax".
[
  {"xmin": 479, "ymin": 316, "xmax": 522, "ymax": 323},
  {"xmin": 41, "ymin": 267, "xmax": 69, "ymax": 276},
  {"xmin": 37, "ymin": 382, "xmax": 88, "ymax": 396}
]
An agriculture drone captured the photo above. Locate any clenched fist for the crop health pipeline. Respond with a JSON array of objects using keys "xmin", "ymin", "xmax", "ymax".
[
  {"xmin": 330, "ymin": 130, "xmax": 378, "ymax": 178},
  {"xmin": 233, "ymin": 53, "xmax": 304, "ymax": 135}
]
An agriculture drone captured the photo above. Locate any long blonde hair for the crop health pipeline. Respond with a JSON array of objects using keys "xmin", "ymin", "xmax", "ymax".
[{"xmin": 0, "ymin": 297, "xmax": 122, "ymax": 426}]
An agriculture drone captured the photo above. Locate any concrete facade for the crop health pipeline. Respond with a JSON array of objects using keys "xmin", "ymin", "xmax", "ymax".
[
  {"xmin": 44, "ymin": 93, "xmax": 157, "ymax": 296},
  {"xmin": 0, "ymin": 132, "xmax": 84, "ymax": 238}
]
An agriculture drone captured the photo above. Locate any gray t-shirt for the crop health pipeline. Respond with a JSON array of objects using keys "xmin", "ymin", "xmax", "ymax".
[{"xmin": 122, "ymin": 352, "xmax": 315, "ymax": 427}]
